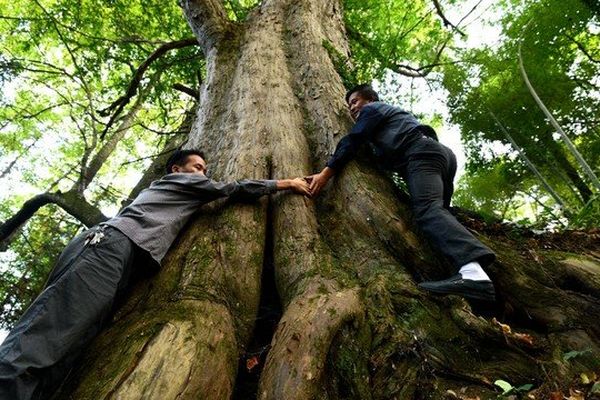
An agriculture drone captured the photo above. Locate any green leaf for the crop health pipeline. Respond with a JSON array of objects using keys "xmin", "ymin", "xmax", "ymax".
[
  {"xmin": 563, "ymin": 349, "xmax": 592, "ymax": 361},
  {"xmin": 494, "ymin": 379, "xmax": 514, "ymax": 394},
  {"xmin": 591, "ymin": 382, "xmax": 600, "ymax": 394},
  {"xmin": 516, "ymin": 384, "xmax": 533, "ymax": 392}
]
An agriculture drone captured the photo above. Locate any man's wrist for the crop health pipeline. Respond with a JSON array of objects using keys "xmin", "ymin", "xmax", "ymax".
[
  {"xmin": 264, "ymin": 180, "xmax": 279, "ymax": 193},
  {"xmin": 276, "ymin": 179, "xmax": 293, "ymax": 190},
  {"xmin": 322, "ymin": 167, "xmax": 335, "ymax": 180}
]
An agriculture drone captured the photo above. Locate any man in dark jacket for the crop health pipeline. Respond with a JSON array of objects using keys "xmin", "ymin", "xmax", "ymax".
[
  {"xmin": 0, "ymin": 149, "xmax": 310, "ymax": 400},
  {"xmin": 308, "ymin": 84, "xmax": 496, "ymax": 301}
]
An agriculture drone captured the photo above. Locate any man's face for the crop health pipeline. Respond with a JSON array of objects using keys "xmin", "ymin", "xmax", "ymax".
[
  {"xmin": 347, "ymin": 92, "xmax": 373, "ymax": 121},
  {"xmin": 172, "ymin": 154, "xmax": 207, "ymax": 176}
]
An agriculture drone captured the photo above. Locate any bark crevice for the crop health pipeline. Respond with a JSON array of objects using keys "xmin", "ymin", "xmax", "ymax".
[{"xmin": 233, "ymin": 178, "xmax": 282, "ymax": 399}]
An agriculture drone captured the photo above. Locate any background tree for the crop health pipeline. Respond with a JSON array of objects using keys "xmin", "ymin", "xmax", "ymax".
[
  {"xmin": 0, "ymin": 0, "xmax": 202, "ymax": 326},
  {"xmin": 444, "ymin": 0, "xmax": 599, "ymax": 226}
]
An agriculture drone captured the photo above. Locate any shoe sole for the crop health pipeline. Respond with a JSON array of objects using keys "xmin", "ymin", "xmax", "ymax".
[{"xmin": 418, "ymin": 284, "xmax": 496, "ymax": 302}]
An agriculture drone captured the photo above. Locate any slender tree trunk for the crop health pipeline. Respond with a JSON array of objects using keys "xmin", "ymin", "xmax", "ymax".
[
  {"xmin": 518, "ymin": 42, "xmax": 600, "ymax": 192},
  {"xmin": 489, "ymin": 111, "xmax": 571, "ymax": 215},
  {"xmin": 54, "ymin": 1, "xmax": 600, "ymax": 399},
  {"xmin": 546, "ymin": 137, "xmax": 594, "ymax": 203},
  {"xmin": 79, "ymin": 95, "xmax": 145, "ymax": 190}
]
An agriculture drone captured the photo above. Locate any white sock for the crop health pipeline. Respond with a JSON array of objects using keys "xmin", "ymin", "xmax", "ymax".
[{"xmin": 459, "ymin": 261, "xmax": 491, "ymax": 281}]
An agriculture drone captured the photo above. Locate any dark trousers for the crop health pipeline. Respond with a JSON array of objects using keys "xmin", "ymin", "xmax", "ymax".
[
  {"xmin": 404, "ymin": 137, "xmax": 495, "ymax": 270},
  {"xmin": 0, "ymin": 226, "xmax": 136, "ymax": 400}
]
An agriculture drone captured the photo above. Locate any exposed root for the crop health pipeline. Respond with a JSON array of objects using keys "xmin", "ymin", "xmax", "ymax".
[{"xmin": 258, "ymin": 281, "xmax": 363, "ymax": 399}]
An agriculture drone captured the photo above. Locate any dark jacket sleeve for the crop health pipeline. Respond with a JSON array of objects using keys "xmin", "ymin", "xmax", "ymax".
[
  {"xmin": 326, "ymin": 105, "xmax": 385, "ymax": 171},
  {"xmin": 161, "ymin": 174, "xmax": 278, "ymax": 200}
]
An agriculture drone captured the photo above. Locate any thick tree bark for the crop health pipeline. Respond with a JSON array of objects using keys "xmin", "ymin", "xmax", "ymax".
[{"xmin": 53, "ymin": 1, "xmax": 600, "ymax": 399}]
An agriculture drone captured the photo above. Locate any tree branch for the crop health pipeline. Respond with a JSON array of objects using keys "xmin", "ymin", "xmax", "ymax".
[
  {"xmin": 0, "ymin": 141, "xmax": 38, "ymax": 180},
  {"xmin": 348, "ymin": 27, "xmax": 450, "ymax": 78},
  {"xmin": 137, "ymin": 122, "xmax": 190, "ymax": 136},
  {"xmin": 488, "ymin": 110, "xmax": 572, "ymax": 215},
  {"xmin": 181, "ymin": 0, "xmax": 233, "ymax": 53},
  {"xmin": 454, "ymin": 0, "xmax": 484, "ymax": 30},
  {"xmin": 518, "ymin": 39, "xmax": 600, "ymax": 191},
  {"xmin": 123, "ymin": 110, "xmax": 194, "ymax": 205},
  {"xmin": 173, "ymin": 83, "xmax": 200, "ymax": 99},
  {"xmin": 32, "ymin": 0, "xmax": 99, "ymax": 137},
  {"xmin": 431, "ymin": 0, "xmax": 466, "ymax": 37},
  {"xmin": 99, "ymin": 37, "xmax": 199, "ymax": 139},
  {"xmin": 347, "ymin": 28, "xmax": 422, "ymax": 77},
  {"xmin": 119, "ymin": 148, "xmax": 178, "ymax": 167},
  {"xmin": 565, "ymin": 33, "xmax": 600, "ymax": 64},
  {"xmin": 0, "ymin": 191, "xmax": 107, "ymax": 251},
  {"xmin": 78, "ymin": 94, "xmax": 145, "ymax": 190}
]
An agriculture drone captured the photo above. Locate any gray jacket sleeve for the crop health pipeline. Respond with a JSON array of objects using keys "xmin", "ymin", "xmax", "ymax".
[{"xmin": 161, "ymin": 173, "xmax": 278, "ymax": 200}]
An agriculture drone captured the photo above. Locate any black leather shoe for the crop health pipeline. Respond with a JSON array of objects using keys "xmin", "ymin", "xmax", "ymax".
[{"xmin": 418, "ymin": 274, "xmax": 496, "ymax": 301}]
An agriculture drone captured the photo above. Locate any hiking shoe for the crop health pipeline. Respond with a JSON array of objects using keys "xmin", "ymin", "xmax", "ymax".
[{"xmin": 418, "ymin": 274, "xmax": 496, "ymax": 301}]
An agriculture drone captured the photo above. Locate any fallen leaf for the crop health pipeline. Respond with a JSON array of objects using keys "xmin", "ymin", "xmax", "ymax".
[
  {"xmin": 492, "ymin": 318, "xmax": 512, "ymax": 334},
  {"xmin": 246, "ymin": 356, "xmax": 259, "ymax": 371},
  {"xmin": 513, "ymin": 332, "xmax": 535, "ymax": 346},
  {"xmin": 567, "ymin": 388, "xmax": 585, "ymax": 400},
  {"xmin": 444, "ymin": 390, "xmax": 480, "ymax": 400},
  {"xmin": 581, "ymin": 373, "xmax": 590, "ymax": 384},
  {"xmin": 528, "ymin": 249, "xmax": 541, "ymax": 263},
  {"xmin": 549, "ymin": 391, "xmax": 563, "ymax": 400}
]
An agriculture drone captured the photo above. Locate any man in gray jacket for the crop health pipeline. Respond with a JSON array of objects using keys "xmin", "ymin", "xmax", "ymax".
[
  {"xmin": 308, "ymin": 84, "xmax": 496, "ymax": 302},
  {"xmin": 0, "ymin": 149, "xmax": 310, "ymax": 400}
]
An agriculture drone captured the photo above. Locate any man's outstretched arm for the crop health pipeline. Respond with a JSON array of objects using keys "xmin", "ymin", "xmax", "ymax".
[
  {"xmin": 163, "ymin": 173, "xmax": 310, "ymax": 200},
  {"xmin": 308, "ymin": 105, "xmax": 385, "ymax": 196},
  {"xmin": 223, "ymin": 177, "xmax": 311, "ymax": 198}
]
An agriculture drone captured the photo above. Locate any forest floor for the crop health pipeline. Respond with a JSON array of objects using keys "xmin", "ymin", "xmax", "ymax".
[{"xmin": 455, "ymin": 208, "xmax": 600, "ymax": 255}]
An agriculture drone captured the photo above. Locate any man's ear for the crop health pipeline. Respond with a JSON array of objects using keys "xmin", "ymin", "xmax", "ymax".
[{"xmin": 171, "ymin": 165, "xmax": 180, "ymax": 173}]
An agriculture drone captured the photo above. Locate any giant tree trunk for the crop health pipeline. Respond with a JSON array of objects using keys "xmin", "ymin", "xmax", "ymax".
[{"xmin": 54, "ymin": 1, "xmax": 600, "ymax": 399}]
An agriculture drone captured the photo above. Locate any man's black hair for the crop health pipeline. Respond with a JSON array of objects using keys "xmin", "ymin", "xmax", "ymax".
[
  {"xmin": 345, "ymin": 84, "xmax": 380, "ymax": 103},
  {"xmin": 165, "ymin": 148, "xmax": 206, "ymax": 174}
]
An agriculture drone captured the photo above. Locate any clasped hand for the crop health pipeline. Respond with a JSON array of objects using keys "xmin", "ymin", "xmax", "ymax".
[{"xmin": 287, "ymin": 168, "xmax": 334, "ymax": 198}]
